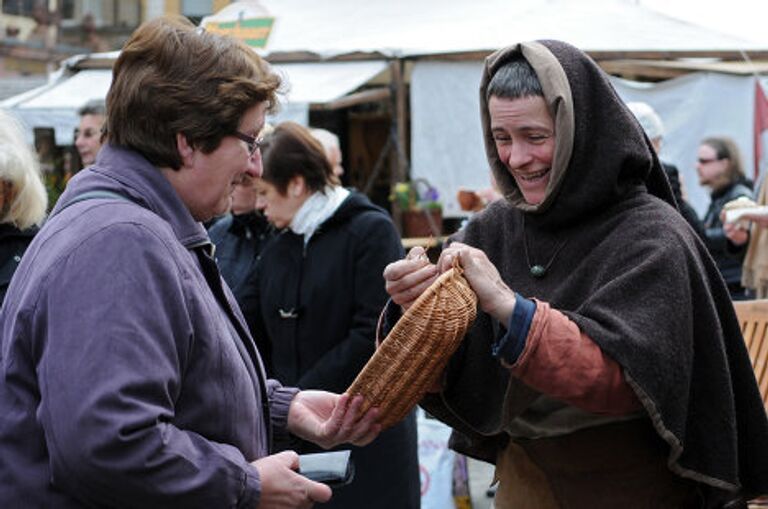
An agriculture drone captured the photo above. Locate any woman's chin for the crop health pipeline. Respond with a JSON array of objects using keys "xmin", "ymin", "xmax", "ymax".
[
  {"xmin": 521, "ymin": 190, "xmax": 546, "ymax": 205},
  {"xmin": 514, "ymin": 176, "xmax": 549, "ymax": 206}
]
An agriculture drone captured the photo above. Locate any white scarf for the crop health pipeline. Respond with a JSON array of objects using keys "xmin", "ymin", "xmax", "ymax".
[{"xmin": 290, "ymin": 186, "xmax": 350, "ymax": 246}]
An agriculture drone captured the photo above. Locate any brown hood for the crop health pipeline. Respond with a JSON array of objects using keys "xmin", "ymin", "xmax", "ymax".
[{"xmin": 479, "ymin": 40, "xmax": 674, "ymax": 230}]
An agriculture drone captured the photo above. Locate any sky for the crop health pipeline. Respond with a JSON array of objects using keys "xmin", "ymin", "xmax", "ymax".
[{"xmin": 640, "ymin": 0, "xmax": 768, "ymax": 45}]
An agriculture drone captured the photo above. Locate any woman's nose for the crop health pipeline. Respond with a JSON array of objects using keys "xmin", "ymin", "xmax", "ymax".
[
  {"xmin": 504, "ymin": 143, "xmax": 532, "ymax": 168},
  {"xmin": 255, "ymin": 195, "xmax": 267, "ymax": 211},
  {"xmin": 247, "ymin": 151, "xmax": 263, "ymax": 178}
]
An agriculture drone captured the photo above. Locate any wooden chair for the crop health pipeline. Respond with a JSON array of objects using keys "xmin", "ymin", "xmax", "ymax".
[
  {"xmin": 733, "ymin": 301, "xmax": 768, "ymax": 508},
  {"xmin": 732, "ymin": 300, "xmax": 768, "ymax": 412}
]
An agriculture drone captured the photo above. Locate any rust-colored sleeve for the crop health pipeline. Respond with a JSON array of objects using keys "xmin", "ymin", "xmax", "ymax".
[{"xmin": 507, "ymin": 299, "xmax": 642, "ymax": 415}]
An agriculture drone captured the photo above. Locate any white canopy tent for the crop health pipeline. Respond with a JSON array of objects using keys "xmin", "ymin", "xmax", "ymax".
[
  {"xmin": 248, "ymin": 0, "xmax": 767, "ymax": 58},
  {"xmin": 1, "ymin": 60, "xmax": 388, "ymax": 145},
  {"xmin": 2, "ymin": 69, "xmax": 113, "ymax": 145}
]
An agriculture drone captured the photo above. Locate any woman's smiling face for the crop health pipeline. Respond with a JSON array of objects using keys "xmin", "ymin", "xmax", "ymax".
[{"xmin": 489, "ymin": 95, "xmax": 555, "ymax": 205}]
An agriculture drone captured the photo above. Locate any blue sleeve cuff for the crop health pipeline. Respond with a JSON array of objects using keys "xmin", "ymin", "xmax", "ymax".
[{"xmin": 491, "ymin": 294, "xmax": 536, "ymax": 365}]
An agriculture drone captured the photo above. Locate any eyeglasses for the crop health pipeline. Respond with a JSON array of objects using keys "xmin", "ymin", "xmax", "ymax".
[
  {"xmin": 697, "ymin": 157, "xmax": 722, "ymax": 165},
  {"xmin": 232, "ymin": 131, "xmax": 264, "ymax": 159}
]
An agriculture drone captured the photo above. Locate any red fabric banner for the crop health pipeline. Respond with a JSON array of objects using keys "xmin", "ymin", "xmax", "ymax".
[{"xmin": 755, "ymin": 80, "xmax": 768, "ymax": 180}]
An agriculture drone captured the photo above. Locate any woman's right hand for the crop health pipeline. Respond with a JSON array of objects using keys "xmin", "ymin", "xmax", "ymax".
[
  {"xmin": 723, "ymin": 221, "xmax": 750, "ymax": 246},
  {"xmin": 383, "ymin": 246, "xmax": 439, "ymax": 310},
  {"xmin": 252, "ymin": 451, "xmax": 331, "ymax": 508}
]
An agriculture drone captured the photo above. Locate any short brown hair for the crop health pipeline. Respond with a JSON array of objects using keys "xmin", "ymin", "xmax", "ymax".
[
  {"xmin": 106, "ymin": 16, "xmax": 281, "ymax": 170},
  {"xmin": 261, "ymin": 122, "xmax": 339, "ymax": 194}
]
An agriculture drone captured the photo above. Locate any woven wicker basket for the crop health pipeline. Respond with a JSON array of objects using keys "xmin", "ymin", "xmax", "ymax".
[{"xmin": 347, "ymin": 262, "xmax": 477, "ymax": 428}]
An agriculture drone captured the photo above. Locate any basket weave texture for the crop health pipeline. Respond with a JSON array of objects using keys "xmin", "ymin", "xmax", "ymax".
[{"xmin": 347, "ymin": 263, "xmax": 477, "ymax": 428}]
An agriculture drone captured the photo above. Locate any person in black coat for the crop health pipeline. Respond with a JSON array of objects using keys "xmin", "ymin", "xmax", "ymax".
[
  {"xmin": 241, "ymin": 122, "xmax": 420, "ymax": 509},
  {"xmin": 0, "ymin": 110, "xmax": 48, "ymax": 307},
  {"xmin": 208, "ymin": 204, "xmax": 271, "ymax": 301},
  {"xmin": 208, "ymin": 171, "xmax": 274, "ymax": 368},
  {"xmin": 0, "ymin": 225, "xmax": 39, "ymax": 307},
  {"xmin": 661, "ymin": 161, "xmax": 706, "ymax": 239},
  {"xmin": 696, "ymin": 136, "xmax": 753, "ymax": 299}
]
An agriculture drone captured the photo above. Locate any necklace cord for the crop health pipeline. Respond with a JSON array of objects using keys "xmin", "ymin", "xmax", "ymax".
[{"xmin": 522, "ymin": 215, "xmax": 568, "ymax": 278}]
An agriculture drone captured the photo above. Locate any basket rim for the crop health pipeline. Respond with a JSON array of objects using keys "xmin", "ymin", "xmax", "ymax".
[
  {"xmin": 406, "ymin": 264, "xmax": 462, "ymax": 310},
  {"xmin": 389, "ymin": 263, "xmax": 475, "ymax": 335}
]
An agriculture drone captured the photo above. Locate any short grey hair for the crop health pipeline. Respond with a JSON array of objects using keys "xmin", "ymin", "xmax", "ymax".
[
  {"xmin": 626, "ymin": 101, "xmax": 664, "ymax": 141},
  {"xmin": 0, "ymin": 109, "xmax": 48, "ymax": 229},
  {"xmin": 310, "ymin": 128, "xmax": 340, "ymax": 151},
  {"xmin": 486, "ymin": 56, "xmax": 543, "ymax": 101},
  {"xmin": 77, "ymin": 99, "xmax": 106, "ymax": 117}
]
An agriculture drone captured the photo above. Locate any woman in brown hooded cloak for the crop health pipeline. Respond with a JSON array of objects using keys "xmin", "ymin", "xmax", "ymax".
[{"xmin": 384, "ymin": 40, "xmax": 768, "ymax": 508}]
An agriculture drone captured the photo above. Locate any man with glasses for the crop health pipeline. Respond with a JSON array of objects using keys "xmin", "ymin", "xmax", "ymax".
[
  {"xmin": 696, "ymin": 136, "xmax": 754, "ymax": 299},
  {"xmin": 74, "ymin": 99, "xmax": 106, "ymax": 168}
]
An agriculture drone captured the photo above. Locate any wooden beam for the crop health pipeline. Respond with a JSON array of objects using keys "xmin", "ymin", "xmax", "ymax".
[
  {"xmin": 599, "ymin": 58, "xmax": 768, "ymax": 76},
  {"xmin": 406, "ymin": 49, "xmax": 768, "ymax": 63},
  {"xmin": 597, "ymin": 61, "xmax": 690, "ymax": 80},
  {"xmin": 264, "ymin": 51, "xmax": 391, "ymax": 64},
  {"xmin": 390, "ymin": 59, "xmax": 407, "ymax": 232},
  {"xmin": 589, "ymin": 49, "xmax": 768, "ymax": 61},
  {"xmin": 396, "ymin": 62, "xmax": 408, "ymax": 183}
]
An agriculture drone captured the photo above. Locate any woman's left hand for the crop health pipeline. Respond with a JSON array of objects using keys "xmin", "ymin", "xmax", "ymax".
[
  {"xmin": 438, "ymin": 241, "xmax": 516, "ymax": 324},
  {"xmin": 287, "ymin": 391, "xmax": 381, "ymax": 449}
]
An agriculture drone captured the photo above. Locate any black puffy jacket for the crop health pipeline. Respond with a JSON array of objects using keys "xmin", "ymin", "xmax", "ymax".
[
  {"xmin": 702, "ymin": 178, "xmax": 753, "ymax": 297},
  {"xmin": 0, "ymin": 223, "xmax": 37, "ymax": 308}
]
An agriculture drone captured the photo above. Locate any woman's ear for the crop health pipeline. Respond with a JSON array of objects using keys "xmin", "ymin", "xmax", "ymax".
[
  {"xmin": 176, "ymin": 133, "xmax": 194, "ymax": 168},
  {"xmin": 288, "ymin": 175, "xmax": 307, "ymax": 198}
]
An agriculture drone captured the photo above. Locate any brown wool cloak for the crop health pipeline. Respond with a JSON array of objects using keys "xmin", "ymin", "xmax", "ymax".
[{"xmin": 421, "ymin": 40, "xmax": 768, "ymax": 501}]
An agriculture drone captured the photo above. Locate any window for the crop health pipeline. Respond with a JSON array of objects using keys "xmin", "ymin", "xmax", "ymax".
[
  {"xmin": 73, "ymin": 0, "xmax": 141, "ymax": 29},
  {"xmin": 2, "ymin": 0, "xmax": 36, "ymax": 17}
]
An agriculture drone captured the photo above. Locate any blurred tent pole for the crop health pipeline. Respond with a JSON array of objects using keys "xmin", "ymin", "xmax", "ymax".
[{"xmin": 755, "ymin": 82, "xmax": 768, "ymax": 182}]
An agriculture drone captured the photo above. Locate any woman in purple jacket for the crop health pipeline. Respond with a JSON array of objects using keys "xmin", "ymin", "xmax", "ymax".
[{"xmin": 0, "ymin": 16, "xmax": 379, "ymax": 508}]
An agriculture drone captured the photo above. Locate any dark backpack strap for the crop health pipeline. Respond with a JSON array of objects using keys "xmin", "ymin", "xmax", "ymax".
[{"xmin": 52, "ymin": 190, "xmax": 134, "ymax": 218}]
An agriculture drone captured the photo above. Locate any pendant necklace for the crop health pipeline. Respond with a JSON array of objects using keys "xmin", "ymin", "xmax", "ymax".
[{"xmin": 521, "ymin": 215, "xmax": 568, "ymax": 279}]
